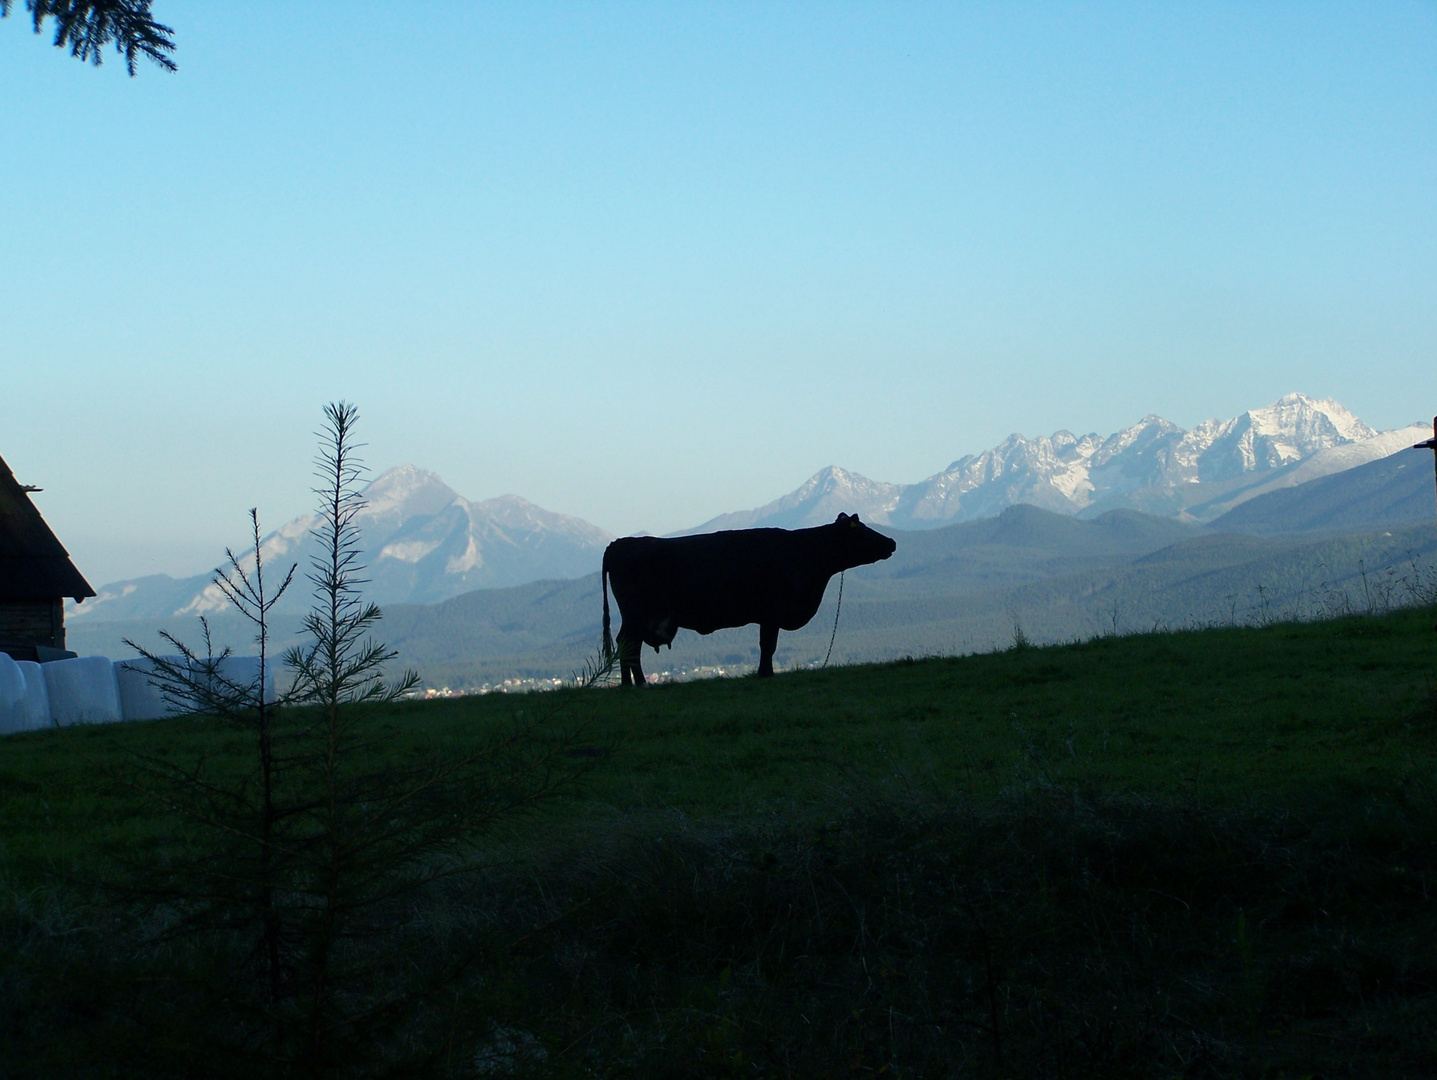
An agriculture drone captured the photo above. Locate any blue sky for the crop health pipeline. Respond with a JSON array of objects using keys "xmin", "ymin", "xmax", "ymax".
[{"xmin": 3, "ymin": 2, "xmax": 1434, "ymax": 586}]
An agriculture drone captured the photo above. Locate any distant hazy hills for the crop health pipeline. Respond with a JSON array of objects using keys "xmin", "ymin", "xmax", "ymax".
[
  {"xmin": 70, "ymin": 393, "xmax": 1431, "ymax": 630},
  {"xmin": 1207, "ymin": 449, "xmax": 1436, "ymax": 536}
]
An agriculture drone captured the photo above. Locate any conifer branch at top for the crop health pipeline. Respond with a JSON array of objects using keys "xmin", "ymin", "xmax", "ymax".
[{"xmin": 2, "ymin": 0, "xmax": 176, "ymax": 74}]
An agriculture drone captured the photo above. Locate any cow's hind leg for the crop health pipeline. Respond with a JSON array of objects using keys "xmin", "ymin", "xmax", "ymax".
[
  {"xmin": 757, "ymin": 623, "xmax": 779, "ymax": 678},
  {"xmin": 617, "ymin": 627, "xmax": 646, "ymax": 687}
]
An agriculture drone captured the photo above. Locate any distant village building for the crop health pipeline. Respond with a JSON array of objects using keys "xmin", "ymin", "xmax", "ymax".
[{"xmin": 0, "ymin": 455, "xmax": 94, "ymax": 662}]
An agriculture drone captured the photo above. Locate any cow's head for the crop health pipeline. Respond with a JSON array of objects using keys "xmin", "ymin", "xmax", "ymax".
[{"xmin": 831, "ymin": 512, "xmax": 896, "ymax": 569}]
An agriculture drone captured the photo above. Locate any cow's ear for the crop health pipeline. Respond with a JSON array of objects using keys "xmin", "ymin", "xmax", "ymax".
[{"xmin": 835, "ymin": 513, "xmax": 849, "ymax": 524}]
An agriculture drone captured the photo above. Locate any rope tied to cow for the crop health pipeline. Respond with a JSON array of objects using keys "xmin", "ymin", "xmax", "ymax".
[{"xmin": 822, "ymin": 570, "xmax": 845, "ymax": 668}]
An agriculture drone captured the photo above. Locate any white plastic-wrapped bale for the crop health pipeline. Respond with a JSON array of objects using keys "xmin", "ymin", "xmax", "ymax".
[
  {"xmin": 15, "ymin": 661, "xmax": 51, "ymax": 732},
  {"xmin": 115, "ymin": 657, "xmax": 191, "ymax": 722},
  {"xmin": 0, "ymin": 652, "xmax": 27, "ymax": 735},
  {"xmin": 43, "ymin": 655, "xmax": 123, "ymax": 726},
  {"xmin": 218, "ymin": 655, "xmax": 277, "ymax": 705},
  {"xmin": 190, "ymin": 656, "xmax": 278, "ymax": 708},
  {"xmin": 116, "ymin": 656, "xmax": 278, "ymax": 722}
]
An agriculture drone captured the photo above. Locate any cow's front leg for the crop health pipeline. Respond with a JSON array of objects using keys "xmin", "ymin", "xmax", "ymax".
[
  {"xmin": 757, "ymin": 623, "xmax": 779, "ymax": 678},
  {"xmin": 617, "ymin": 628, "xmax": 646, "ymax": 687}
]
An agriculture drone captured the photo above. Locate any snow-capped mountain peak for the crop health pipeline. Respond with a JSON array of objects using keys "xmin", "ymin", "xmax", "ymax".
[
  {"xmin": 358, "ymin": 465, "xmax": 460, "ymax": 520},
  {"xmin": 1174, "ymin": 393, "xmax": 1377, "ymax": 482},
  {"xmin": 684, "ymin": 465, "xmax": 905, "ymax": 533},
  {"xmin": 73, "ymin": 468, "xmax": 614, "ymax": 622},
  {"xmin": 690, "ymin": 394, "xmax": 1407, "ymax": 533},
  {"xmin": 1258, "ymin": 392, "xmax": 1372, "ymax": 442}
]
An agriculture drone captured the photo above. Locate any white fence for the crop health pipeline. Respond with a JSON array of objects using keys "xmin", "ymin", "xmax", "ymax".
[{"xmin": 0, "ymin": 653, "xmax": 277, "ymax": 735}]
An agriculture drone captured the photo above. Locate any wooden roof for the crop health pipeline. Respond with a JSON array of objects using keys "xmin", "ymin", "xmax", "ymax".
[{"xmin": 0, "ymin": 455, "xmax": 95, "ymax": 603}]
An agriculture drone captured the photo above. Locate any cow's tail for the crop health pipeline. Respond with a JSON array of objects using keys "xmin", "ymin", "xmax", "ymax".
[{"xmin": 601, "ymin": 546, "xmax": 615, "ymax": 666}]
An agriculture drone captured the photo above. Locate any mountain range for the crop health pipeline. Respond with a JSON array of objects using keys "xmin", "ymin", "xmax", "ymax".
[
  {"xmin": 321, "ymin": 454, "xmax": 1437, "ymax": 687},
  {"xmin": 67, "ymin": 447, "xmax": 1437, "ymax": 682},
  {"xmin": 691, "ymin": 394, "xmax": 1428, "ymax": 532},
  {"xmin": 71, "ymin": 466, "xmax": 612, "ymax": 622},
  {"xmin": 70, "ymin": 393, "xmax": 1431, "ymax": 624}
]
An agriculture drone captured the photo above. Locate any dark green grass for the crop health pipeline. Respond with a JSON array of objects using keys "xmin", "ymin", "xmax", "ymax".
[
  {"xmin": 3, "ymin": 606, "xmax": 1436, "ymax": 883},
  {"xmin": 2, "ymin": 608, "xmax": 1435, "ymax": 1077},
  {"xmin": 550, "ymin": 607, "xmax": 1437, "ymax": 815},
  {"xmin": 464, "ymin": 787, "xmax": 1437, "ymax": 1078}
]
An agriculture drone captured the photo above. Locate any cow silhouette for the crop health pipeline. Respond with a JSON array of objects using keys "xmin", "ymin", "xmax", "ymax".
[{"xmin": 601, "ymin": 513, "xmax": 897, "ymax": 686}]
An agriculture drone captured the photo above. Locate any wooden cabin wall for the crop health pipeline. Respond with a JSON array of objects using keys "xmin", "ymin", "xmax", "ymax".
[{"xmin": 0, "ymin": 599, "xmax": 65, "ymax": 650}]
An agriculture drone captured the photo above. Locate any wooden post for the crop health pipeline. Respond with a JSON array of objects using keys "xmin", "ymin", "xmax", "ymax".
[
  {"xmin": 1415, "ymin": 416, "xmax": 1437, "ymax": 536},
  {"xmin": 1416, "ymin": 419, "xmax": 1437, "ymax": 636}
]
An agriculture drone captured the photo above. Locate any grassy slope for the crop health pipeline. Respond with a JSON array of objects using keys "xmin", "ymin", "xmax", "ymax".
[
  {"xmin": 4, "ymin": 607, "xmax": 1437, "ymax": 1077},
  {"xmin": 6, "ymin": 605, "xmax": 1435, "ymax": 881}
]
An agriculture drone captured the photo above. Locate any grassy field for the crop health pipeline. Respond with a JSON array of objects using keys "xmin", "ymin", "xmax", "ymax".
[
  {"xmin": 2, "ymin": 606, "xmax": 1436, "ymax": 1076},
  {"xmin": 9, "ymin": 604, "xmax": 1437, "ymax": 860}
]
